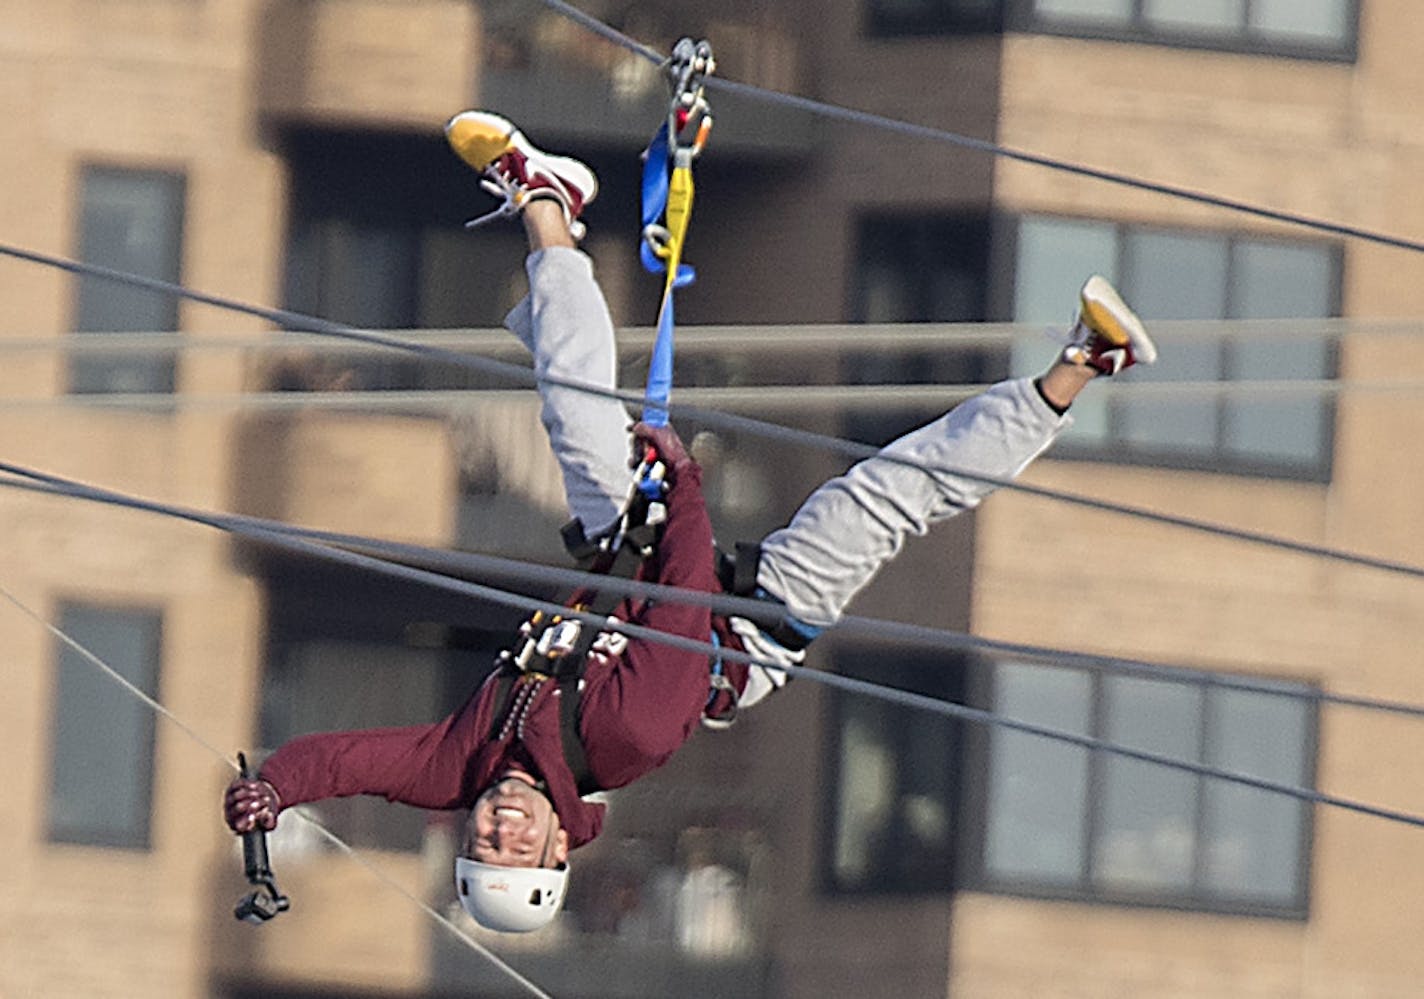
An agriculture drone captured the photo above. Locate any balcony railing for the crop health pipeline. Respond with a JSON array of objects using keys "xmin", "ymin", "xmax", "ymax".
[
  {"xmin": 476, "ymin": 0, "xmax": 816, "ymax": 155},
  {"xmin": 255, "ymin": 0, "xmax": 815, "ymax": 153}
]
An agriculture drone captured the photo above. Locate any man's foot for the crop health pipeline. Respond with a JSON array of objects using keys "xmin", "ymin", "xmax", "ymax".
[
  {"xmin": 1063, "ymin": 275, "xmax": 1158, "ymax": 375},
  {"xmin": 445, "ymin": 111, "xmax": 598, "ymax": 239}
]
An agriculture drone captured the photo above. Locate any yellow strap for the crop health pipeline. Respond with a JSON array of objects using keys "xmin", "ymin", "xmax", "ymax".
[{"xmin": 658, "ymin": 161, "xmax": 696, "ymax": 300}]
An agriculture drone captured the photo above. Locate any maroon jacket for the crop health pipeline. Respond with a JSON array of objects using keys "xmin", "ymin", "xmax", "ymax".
[{"xmin": 260, "ymin": 463, "xmax": 734, "ymax": 850}]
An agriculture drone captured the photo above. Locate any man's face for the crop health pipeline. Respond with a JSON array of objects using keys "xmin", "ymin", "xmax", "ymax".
[{"xmin": 463, "ymin": 772, "xmax": 569, "ymax": 869}]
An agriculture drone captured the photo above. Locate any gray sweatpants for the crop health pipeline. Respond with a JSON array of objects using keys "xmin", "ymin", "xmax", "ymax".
[{"xmin": 506, "ymin": 247, "xmax": 1071, "ymax": 630}]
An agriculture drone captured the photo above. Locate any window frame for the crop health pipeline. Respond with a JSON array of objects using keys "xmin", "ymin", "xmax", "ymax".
[
  {"xmin": 1001, "ymin": 212, "xmax": 1343, "ymax": 482},
  {"xmin": 69, "ymin": 163, "xmax": 186, "ymax": 396},
  {"xmin": 1008, "ymin": 0, "xmax": 1360, "ymax": 62},
  {"xmin": 958, "ymin": 660, "xmax": 1319, "ymax": 919},
  {"xmin": 858, "ymin": 0, "xmax": 1360, "ymax": 58},
  {"xmin": 847, "ymin": 210, "xmax": 1005, "ymax": 445},
  {"xmin": 819, "ymin": 646, "xmax": 973, "ymax": 896},
  {"xmin": 45, "ymin": 600, "xmax": 164, "ymax": 851},
  {"xmin": 850, "ymin": 211, "xmax": 995, "ymax": 326}
]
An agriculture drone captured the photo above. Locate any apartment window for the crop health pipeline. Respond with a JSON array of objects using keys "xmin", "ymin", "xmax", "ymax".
[
  {"xmin": 71, "ymin": 166, "xmax": 184, "ymax": 394},
  {"xmin": 825, "ymin": 649, "xmax": 969, "ymax": 893},
  {"xmin": 1024, "ymin": 0, "xmax": 1357, "ymax": 57},
  {"xmin": 976, "ymin": 661, "xmax": 1316, "ymax": 916},
  {"xmin": 855, "ymin": 215, "xmax": 992, "ymax": 326},
  {"xmin": 849, "ymin": 214, "xmax": 1003, "ymax": 443},
  {"xmin": 47, "ymin": 603, "xmax": 163, "ymax": 849},
  {"xmin": 867, "ymin": 0, "xmax": 1004, "ymax": 36},
  {"xmin": 279, "ymin": 127, "xmax": 529, "ymax": 392},
  {"xmin": 1010, "ymin": 215, "xmax": 1339, "ymax": 479}
]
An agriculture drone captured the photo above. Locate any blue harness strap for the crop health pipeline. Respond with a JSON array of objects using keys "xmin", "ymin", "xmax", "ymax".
[
  {"xmin": 639, "ymin": 124, "xmax": 697, "ymax": 429},
  {"xmin": 637, "ymin": 38, "xmax": 714, "ymax": 429}
]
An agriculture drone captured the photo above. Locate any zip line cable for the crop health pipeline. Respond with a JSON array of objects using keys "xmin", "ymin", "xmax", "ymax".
[
  {"xmin": 0, "ymin": 579, "xmax": 552, "ymax": 999},
  {"xmin": 4, "ymin": 9, "xmax": 1417, "ymax": 984},
  {"xmin": 5, "ymin": 462, "xmax": 1424, "ymax": 833},
  {"xmin": 7, "ymin": 460, "xmax": 1424, "ymax": 721},
  {"xmin": 1, "ymin": 7, "xmax": 1419, "ymax": 580},
  {"xmin": 708, "ymin": 76, "xmax": 1424, "ymax": 254},
  {"xmin": 320, "ymin": 535, "xmax": 1424, "ymax": 719},
  {"xmin": 3, "ymin": 239, "xmax": 1423, "ymax": 583},
  {"xmin": 529, "ymin": 0, "xmax": 662, "ymax": 62},
  {"xmin": 2, "ymin": 317, "xmax": 1420, "ymax": 356},
  {"xmin": 4, "ymin": 379, "xmax": 1424, "ymax": 419},
  {"xmin": 533, "ymin": 0, "xmax": 1424, "ymax": 256},
  {"xmin": 0, "ymin": 376, "xmax": 1405, "ymax": 403},
  {"xmin": 674, "ymin": 397, "xmax": 1424, "ymax": 582},
  {"xmin": 2, "ymin": 464, "xmax": 1419, "ymax": 987}
]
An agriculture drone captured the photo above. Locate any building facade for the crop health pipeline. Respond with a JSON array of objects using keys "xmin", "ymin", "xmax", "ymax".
[{"xmin": 4, "ymin": 0, "xmax": 1424, "ymax": 996}]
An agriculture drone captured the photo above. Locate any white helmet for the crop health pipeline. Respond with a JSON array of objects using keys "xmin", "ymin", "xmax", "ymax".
[{"xmin": 454, "ymin": 856, "xmax": 569, "ymax": 933}]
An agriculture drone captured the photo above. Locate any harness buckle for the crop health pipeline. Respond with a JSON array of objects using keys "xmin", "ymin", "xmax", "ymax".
[{"xmin": 534, "ymin": 617, "xmax": 584, "ymax": 660}]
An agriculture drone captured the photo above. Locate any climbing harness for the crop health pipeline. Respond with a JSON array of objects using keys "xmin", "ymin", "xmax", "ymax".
[
  {"xmin": 490, "ymin": 455, "xmax": 675, "ymax": 795},
  {"xmin": 232, "ymin": 752, "xmax": 291, "ymax": 924},
  {"xmin": 638, "ymin": 37, "xmax": 715, "ymax": 429},
  {"xmin": 483, "ymin": 589, "xmax": 628, "ymax": 797}
]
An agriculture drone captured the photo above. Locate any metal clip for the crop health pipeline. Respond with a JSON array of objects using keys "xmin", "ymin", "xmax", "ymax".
[
  {"xmin": 641, "ymin": 222, "xmax": 675, "ymax": 262},
  {"xmin": 535, "ymin": 617, "xmax": 584, "ymax": 659}
]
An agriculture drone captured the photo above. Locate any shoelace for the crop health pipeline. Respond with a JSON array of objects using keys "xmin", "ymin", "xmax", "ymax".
[{"xmin": 470, "ymin": 166, "xmax": 587, "ymax": 241}]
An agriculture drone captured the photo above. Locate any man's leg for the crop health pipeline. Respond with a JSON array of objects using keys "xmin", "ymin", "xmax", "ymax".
[
  {"xmin": 754, "ymin": 375, "xmax": 1067, "ymax": 628},
  {"xmin": 756, "ymin": 274, "xmax": 1156, "ymax": 630},
  {"xmin": 504, "ymin": 205, "xmax": 633, "ymax": 538},
  {"xmin": 447, "ymin": 112, "xmax": 633, "ymax": 537},
  {"xmin": 710, "ymin": 341, "xmax": 1081, "ymax": 725}
]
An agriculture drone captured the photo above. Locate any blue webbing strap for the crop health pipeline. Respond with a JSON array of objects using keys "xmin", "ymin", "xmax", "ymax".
[{"xmin": 638, "ymin": 123, "xmax": 696, "ymax": 429}]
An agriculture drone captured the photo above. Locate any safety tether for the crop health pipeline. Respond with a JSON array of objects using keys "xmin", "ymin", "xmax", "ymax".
[
  {"xmin": 638, "ymin": 37, "xmax": 714, "ymax": 430},
  {"xmin": 487, "ymin": 41, "xmax": 717, "ymax": 792}
]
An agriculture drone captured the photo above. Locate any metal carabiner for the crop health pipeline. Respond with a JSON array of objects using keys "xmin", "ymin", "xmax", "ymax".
[
  {"xmin": 641, "ymin": 222, "xmax": 674, "ymax": 261},
  {"xmin": 663, "ymin": 38, "xmax": 715, "ymax": 155}
]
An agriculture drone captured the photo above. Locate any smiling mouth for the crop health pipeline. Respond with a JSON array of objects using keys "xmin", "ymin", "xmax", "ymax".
[{"xmin": 494, "ymin": 804, "xmax": 529, "ymax": 819}]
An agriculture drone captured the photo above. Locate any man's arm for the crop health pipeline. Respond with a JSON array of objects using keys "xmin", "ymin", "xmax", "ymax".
[
  {"xmin": 223, "ymin": 686, "xmax": 495, "ymax": 832},
  {"xmin": 577, "ymin": 424, "xmax": 720, "ymax": 787},
  {"xmin": 626, "ymin": 421, "xmax": 720, "ymax": 635}
]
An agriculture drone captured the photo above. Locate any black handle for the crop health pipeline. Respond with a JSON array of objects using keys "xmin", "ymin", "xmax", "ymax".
[
  {"xmin": 237, "ymin": 753, "xmax": 274, "ymax": 884},
  {"xmin": 233, "ymin": 751, "xmax": 290, "ymax": 924}
]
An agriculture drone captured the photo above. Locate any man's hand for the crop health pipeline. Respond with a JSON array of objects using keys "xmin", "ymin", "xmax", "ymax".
[
  {"xmin": 224, "ymin": 776, "xmax": 281, "ymax": 834},
  {"xmin": 631, "ymin": 421, "xmax": 694, "ymax": 477}
]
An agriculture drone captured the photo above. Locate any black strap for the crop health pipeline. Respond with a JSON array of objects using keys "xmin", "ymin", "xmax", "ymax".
[
  {"xmin": 716, "ymin": 539, "xmax": 814, "ymax": 653},
  {"xmin": 557, "ymin": 673, "xmax": 598, "ymax": 796},
  {"xmin": 546, "ymin": 542, "xmax": 645, "ymax": 796},
  {"xmin": 560, "ymin": 518, "xmax": 601, "ymax": 566},
  {"xmin": 487, "ymin": 510, "xmax": 663, "ymax": 794},
  {"xmin": 717, "ymin": 540, "xmax": 763, "ymax": 596}
]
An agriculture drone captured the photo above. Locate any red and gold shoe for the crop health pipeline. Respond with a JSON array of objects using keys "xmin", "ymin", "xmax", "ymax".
[
  {"xmin": 1064, "ymin": 275, "xmax": 1158, "ymax": 375},
  {"xmin": 445, "ymin": 110, "xmax": 598, "ymax": 239}
]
